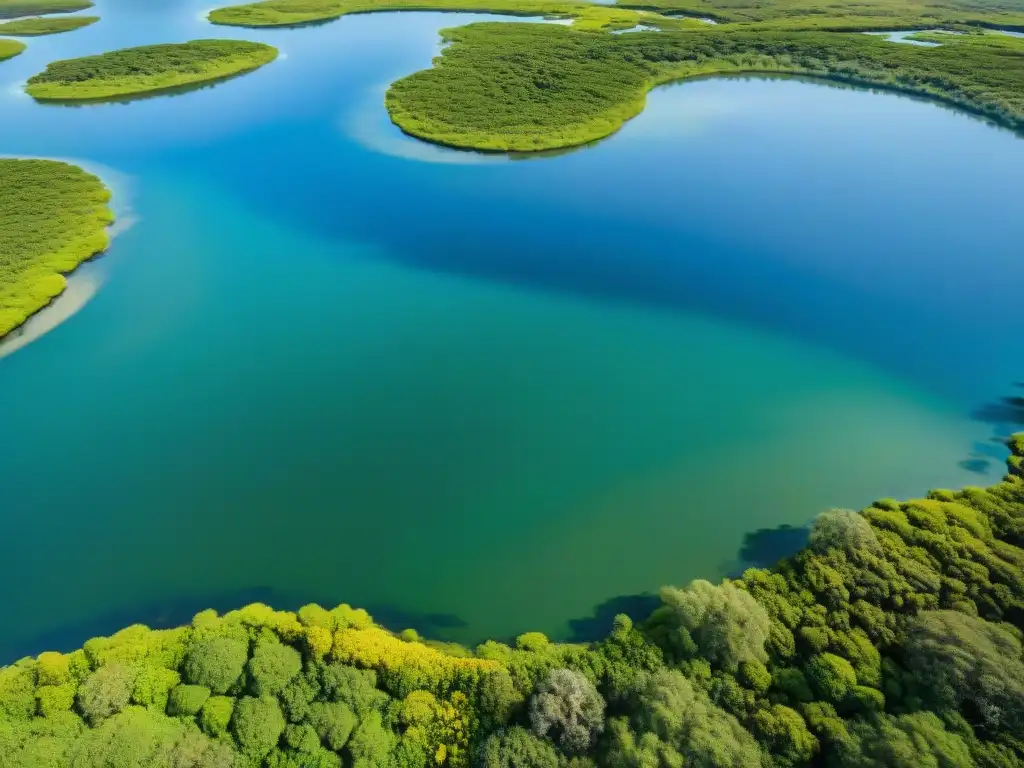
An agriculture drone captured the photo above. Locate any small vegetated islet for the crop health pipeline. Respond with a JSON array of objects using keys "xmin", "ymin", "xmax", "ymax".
[
  {"xmin": 0, "ymin": 0, "xmax": 91, "ymax": 19},
  {"xmin": 0, "ymin": 159, "xmax": 112, "ymax": 340},
  {"xmin": 2, "ymin": 439, "xmax": 1023, "ymax": 766},
  {"xmin": 24, "ymin": 39, "xmax": 279, "ymax": 101},
  {"xmin": 0, "ymin": 15, "xmax": 98, "ymax": 36}
]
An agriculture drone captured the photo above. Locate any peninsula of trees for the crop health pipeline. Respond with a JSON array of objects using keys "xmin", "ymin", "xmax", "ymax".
[
  {"xmin": 385, "ymin": 23, "xmax": 1024, "ymax": 151},
  {"xmin": 0, "ymin": 15, "xmax": 97, "ymax": 35},
  {"xmin": 2, "ymin": 437, "xmax": 1023, "ymax": 766},
  {"xmin": 0, "ymin": 159, "xmax": 113, "ymax": 340},
  {"xmin": 24, "ymin": 39, "xmax": 278, "ymax": 101}
]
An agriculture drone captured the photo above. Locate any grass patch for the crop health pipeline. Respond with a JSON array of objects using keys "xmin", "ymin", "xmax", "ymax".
[
  {"xmin": 0, "ymin": 0, "xmax": 91, "ymax": 19},
  {"xmin": 0, "ymin": 160, "xmax": 113, "ymax": 340},
  {"xmin": 385, "ymin": 22, "xmax": 1024, "ymax": 151},
  {"xmin": 24, "ymin": 39, "xmax": 278, "ymax": 101},
  {"xmin": 0, "ymin": 14, "xmax": 97, "ymax": 35},
  {"xmin": 208, "ymin": 0, "xmax": 655, "ymax": 30},
  {"xmin": 0, "ymin": 36, "xmax": 25, "ymax": 59}
]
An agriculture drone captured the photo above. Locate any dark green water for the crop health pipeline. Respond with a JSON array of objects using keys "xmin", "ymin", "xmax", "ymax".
[{"xmin": 1, "ymin": 0, "xmax": 1022, "ymax": 658}]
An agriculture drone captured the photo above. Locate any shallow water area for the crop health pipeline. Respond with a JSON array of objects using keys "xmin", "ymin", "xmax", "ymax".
[
  {"xmin": 863, "ymin": 29, "xmax": 943, "ymax": 46},
  {"xmin": 1, "ymin": 2, "xmax": 1023, "ymax": 657}
]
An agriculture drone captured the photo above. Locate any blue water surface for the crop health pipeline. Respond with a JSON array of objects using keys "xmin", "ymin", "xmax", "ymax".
[{"xmin": 1, "ymin": 0, "xmax": 1023, "ymax": 656}]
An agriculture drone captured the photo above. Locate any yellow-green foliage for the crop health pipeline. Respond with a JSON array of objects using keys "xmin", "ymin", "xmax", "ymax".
[
  {"xmin": 0, "ymin": 0, "xmax": 91, "ymax": 19},
  {"xmin": 332, "ymin": 626, "xmax": 500, "ymax": 697},
  {"xmin": 402, "ymin": 690, "xmax": 473, "ymax": 766},
  {"xmin": 208, "ymin": 0, "xmax": 654, "ymax": 30},
  {"xmin": 0, "ymin": 15, "xmax": 97, "ymax": 34},
  {"xmin": 0, "ymin": 159, "xmax": 112, "ymax": 340},
  {"xmin": 199, "ymin": 695, "xmax": 235, "ymax": 737},
  {"xmin": 35, "ymin": 652, "xmax": 71, "ymax": 687},
  {"xmin": 385, "ymin": 22, "xmax": 1024, "ymax": 152},
  {"xmin": 36, "ymin": 683, "xmax": 76, "ymax": 717},
  {"xmin": 83, "ymin": 625, "xmax": 189, "ymax": 671},
  {"xmin": 0, "ymin": 37, "xmax": 25, "ymax": 60},
  {"xmin": 25, "ymin": 38, "xmax": 278, "ymax": 101}
]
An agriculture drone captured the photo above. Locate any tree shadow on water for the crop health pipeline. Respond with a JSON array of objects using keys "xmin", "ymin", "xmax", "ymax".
[
  {"xmin": 964, "ymin": 385, "xmax": 1024, "ymax": 476},
  {"xmin": 3, "ymin": 586, "xmax": 467, "ymax": 662},
  {"xmin": 565, "ymin": 593, "xmax": 662, "ymax": 643},
  {"xmin": 733, "ymin": 523, "xmax": 811, "ymax": 573}
]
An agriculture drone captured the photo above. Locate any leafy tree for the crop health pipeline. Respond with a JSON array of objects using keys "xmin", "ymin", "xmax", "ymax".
[
  {"xmin": 319, "ymin": 663, "xmax": 387, "ymax": 716},
  {"xmin": 657, "ymin": 580, "xmax": 771, "ymax": 671},
  {"xmin": 478, "ymin": 669, "xmax": 522, "ymax": 731},
  {"xmin": 130, "ymin": 666, "xmax": 180, "ymax": 712},
  {"xmin": 809, "ymin": 509, "xmax": 879, "ymax": 555},
  {"xmin": 248, "ymin": 640, "xmax": 302, "ymax": 697},
  {"xmin": 529, "ymin": 668, "xmax": 605, "ymax": 755},
  {"xmin": 604, "ymin": 716, "xmax": 683, "ymax": 768},
  {"xmin": 232, "ymin": 696, "xmax": 286, "ymax": 761},
  {"xmin": 772, "ymin": 668, "xmax": 813, "ymax": 704},
  {"xmin": 347, "ymin": 710, "xmax": 394, "ymax": 768},
  {"xmin": 474, "ymin": 725, "xmax": 560, "ymax": 768},
  {"xmin": 0, "ymin": 664, "xmax": 37, "ymax": 721},
  {"xmin": 167, "ymin": 684, "xmax": 211, "ymax": 717},
  {"xmin": 838, "ymin": 712, "xmax": 973, "ymax": 768},
  {"xmin": 182, "ymin": 637, "xmax": 248, "ymax": 695},
  {"xmin": 0, "ymin": 710, "xmax": 84, "ymax": 766},
  {"xmin": 904, "ymin": 611, "xmax": 1024, "ymax": 735},
  {"xmin": 280, "ymin": 668, "xmax": 320, "ymax": 723},
  {"xmin": 752, "ymin": 704, "xmax": 817, "ymax": 766},
  {"xmin": 36, "ymin": 683, "xmax": 77, "ymax": 718},
  {"xmin": 68, "ymin": 707, "xmax": 242, "ymax": 767},
  {"xmin": 199, "ymin": 695, "xmax": 235, "ymax": 738},
  {"xmin": 633, "ymin": 669, "xmax": 761, "ymax": 768},
  {"xmin": 35, "ymin": 653, "xmax": 72, "ymax": 687},
  {"xmin": 805, "ymin": 654, "xmax": 857, "ymax": 704},
  {"xmin": 306, "ymin": 701, "xmax": 356, "ymax": 751},
  {"xmin": 76, "ymin": 664, "xmax": 135, "ymax": 725}
]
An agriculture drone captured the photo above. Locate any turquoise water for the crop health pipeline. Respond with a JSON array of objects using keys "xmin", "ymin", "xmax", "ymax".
[{"xmin": 1, "ymin": 1, "xmax": 1023, "ymax": 658}]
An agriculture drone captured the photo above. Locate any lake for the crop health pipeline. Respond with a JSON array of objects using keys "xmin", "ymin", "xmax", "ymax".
[{"xmin": 1, "ymin": 0, "xmax": 1022, "ymax": 659}]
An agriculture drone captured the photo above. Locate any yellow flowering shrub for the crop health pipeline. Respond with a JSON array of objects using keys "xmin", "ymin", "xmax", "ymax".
[{"xmin": 332, "ymin": 627, "xmax": 499, "ymax": 697}]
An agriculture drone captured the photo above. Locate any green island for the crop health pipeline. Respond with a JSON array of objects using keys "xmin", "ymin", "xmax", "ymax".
[
  {"xmin": 384, "ymin": 23, "xmax": 1024, "ymax": 151},
  {"xmin": 0, "ymin": 15, "xmax": 98, "ymax": 35},
  {"xmin": 0, "ymin": 36, "xmax": 24, "ymax": 59},
  {"xmin": 2, "ymin": 438, "xmax": 1023, "ymax": 766},
  {"xmin": 24, "ymin": 39, "xmax": 279, "ymax": 102},
  {"xmin": 0, "ymin": 159, "xmax": 113, "ymax": 340},
  {"xmin": 206, "ymin": 0, "xmax": 1024, "ymax": 152},
  {"xmin": 208, "ymin": 0, "xmax": 681, "ymax": 32},
  {"xmin": 0, "ymin": 0, "xmax": 92, "ymax": 19}
]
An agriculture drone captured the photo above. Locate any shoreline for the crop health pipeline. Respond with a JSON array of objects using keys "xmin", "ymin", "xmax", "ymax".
[
  {"xmin": 387, "ymin": 62, "xmax": 1024, "ymax": 154},
  {"xmin": 0, "ymin": 157, "xmax": 133, "ymax": 357}
]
